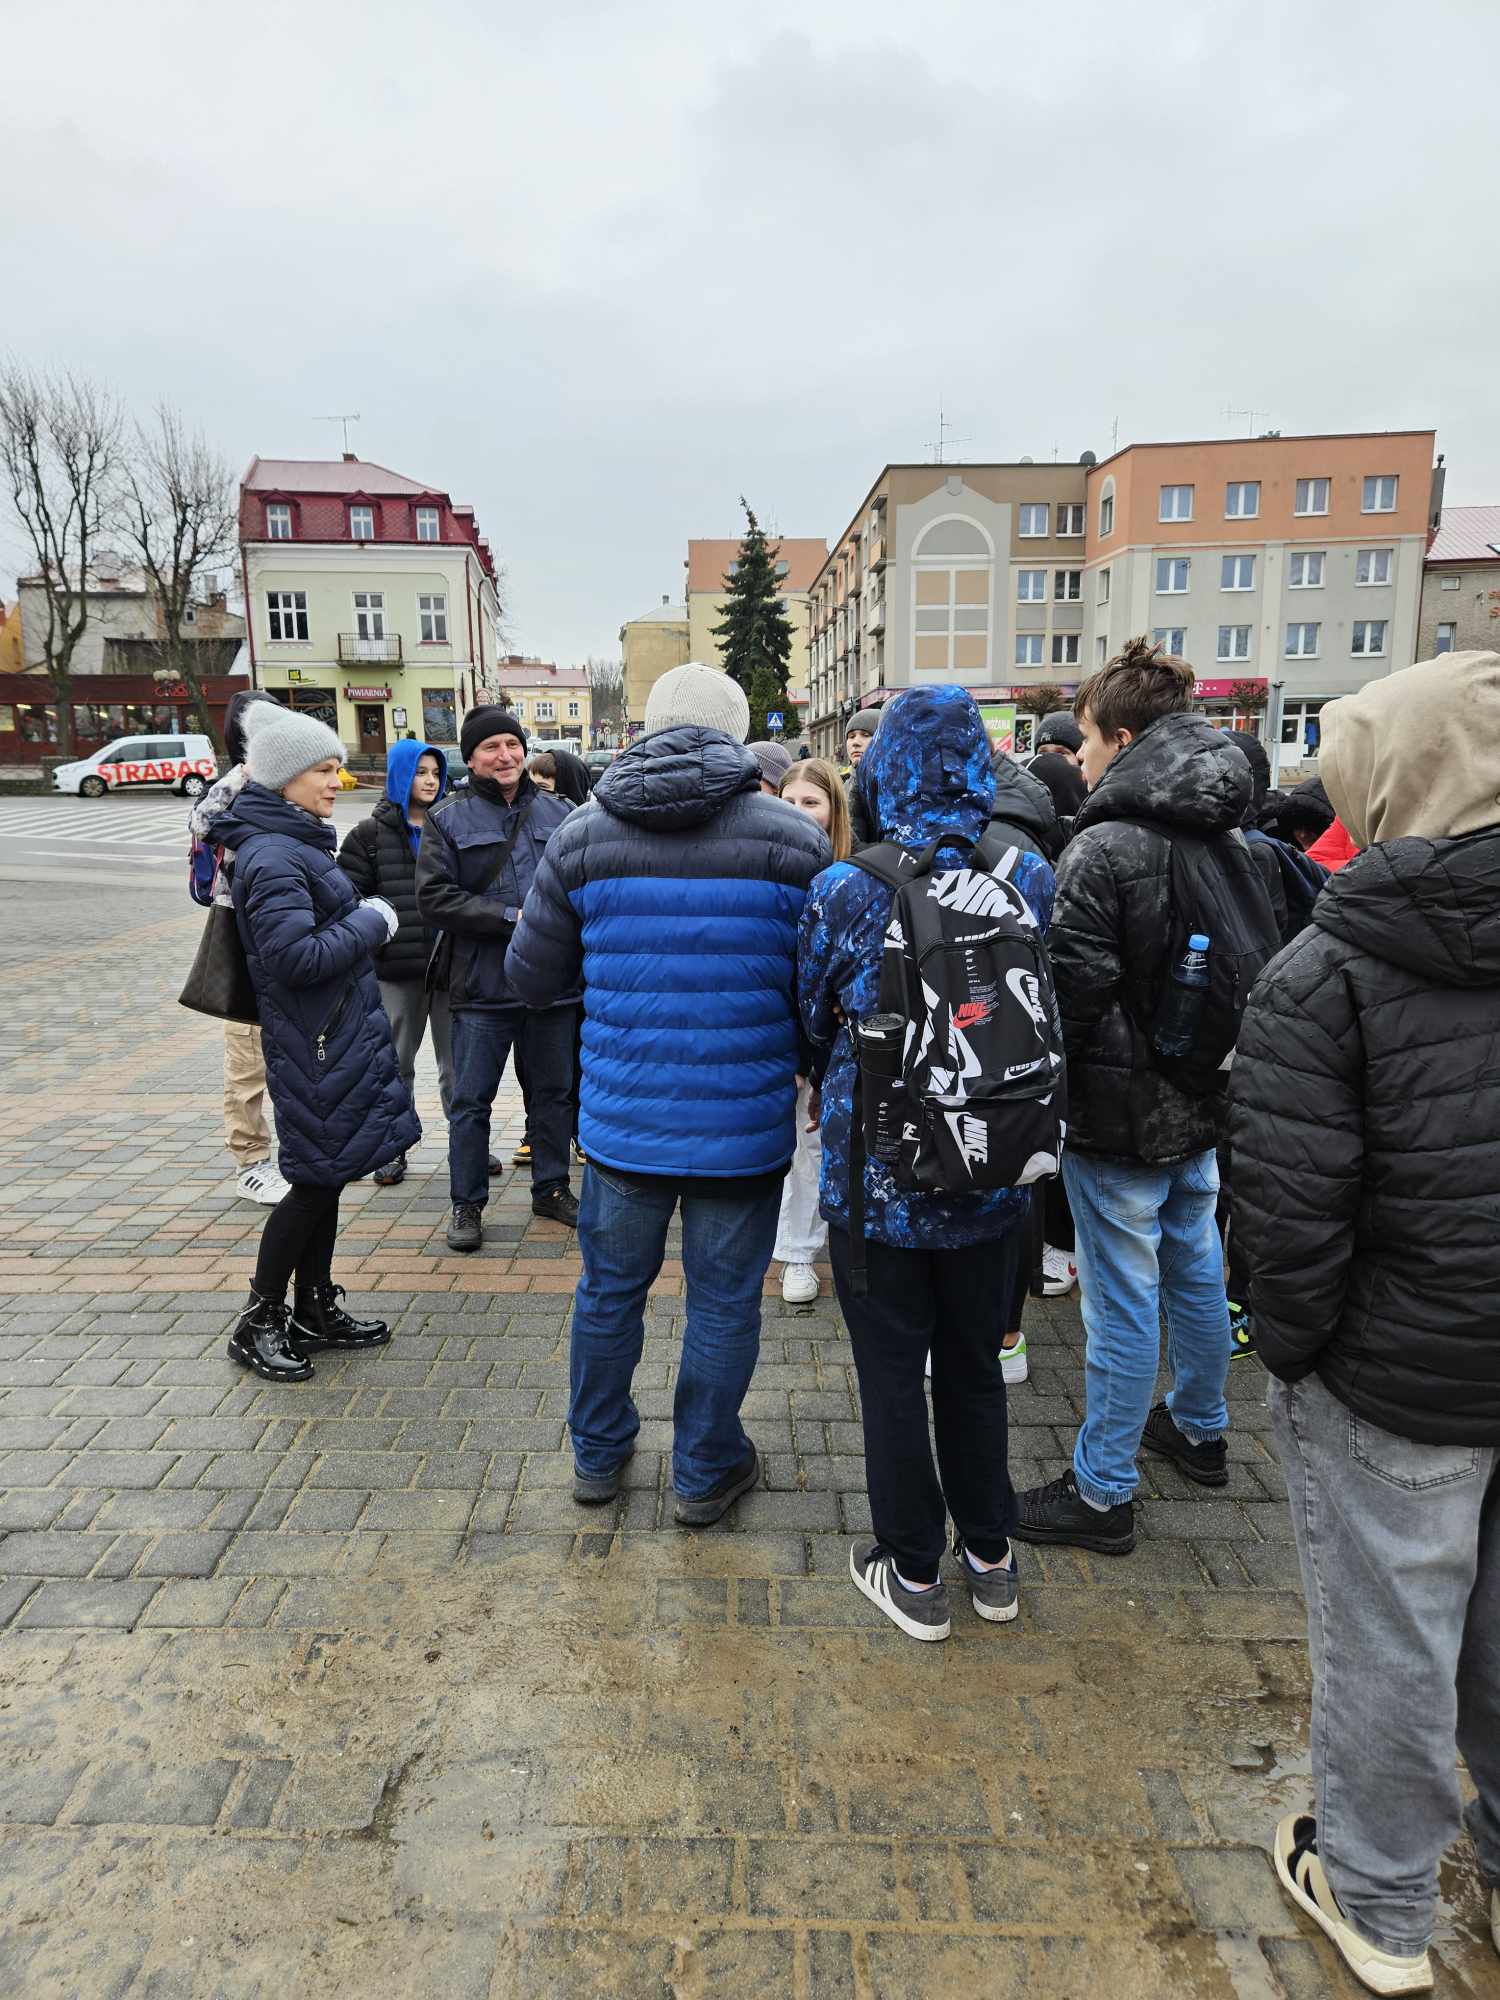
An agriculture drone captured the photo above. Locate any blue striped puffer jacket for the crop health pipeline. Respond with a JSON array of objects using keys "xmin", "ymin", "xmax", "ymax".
[{"xmin": 505, "ymin": 725, "xmax": 830, "ymax": 1177}]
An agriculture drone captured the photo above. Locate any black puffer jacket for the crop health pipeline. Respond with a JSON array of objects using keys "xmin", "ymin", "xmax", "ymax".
[
  {"xmin": 339, "ymin": 799, "xmax": 431, "ymax": 984},
  {"xmin": 1230, "ymin": 828, "xmax": 1500, "ymax": 1445},
  {"xmin": 1049, "ymin": 713, "xmax": 1252, "ymax": 1163},
  {"xmin": 990, "ymin": 751, "xmax": 1063, "ymax": 863}
]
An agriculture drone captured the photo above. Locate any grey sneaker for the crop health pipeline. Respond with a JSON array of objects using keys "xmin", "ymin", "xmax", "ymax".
[
  {"xmin": 446, "ymin": 1202, "xmax": 482, "ymax": 1252},
  {"xmin": 573, "ymin": 1445, "xmax": 635, "ymax": 1506},
  {"xmin": 673, "ymin": 1444, "xmax": 759, "ymax": 1526},
  {"xmin": 849, "ymin": 1541, "xmax": 951, "ymax": 1642},
  {"xmin": 953, "ymin": 1534, "xmax": 1019, "ymax": 1624}
]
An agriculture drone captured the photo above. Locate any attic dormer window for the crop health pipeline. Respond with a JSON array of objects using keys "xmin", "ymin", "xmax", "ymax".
[
  {"xmin": 350, "ymin": 504, "xmax": 374, "ymax": 540},
  {"xmin": 415, "ymin": 506, "xmax": 440, "ymax": 542},
  {"xmin": 267, "ymin": 503, "xmax": 292, "ymax": 540}
]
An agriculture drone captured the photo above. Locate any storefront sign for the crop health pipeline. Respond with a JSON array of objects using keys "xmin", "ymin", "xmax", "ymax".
[
  {"xmin": 977, "ymin": 702, "xmax": 1018, "ymax": 755},
  {"xmin": 1192, "ymin": 678, "xmax": 1266, "ymax": 700},
  {"xmin": 392, "ymin": 706, "xmax": 408, "ymax": 730},
  {"xmin": 343, "ymin": 684, "xmax": 391, "ymax": 701},
  {"xmin": 286, "ymin": 669, "xmax": 306, "ymax": 683}
]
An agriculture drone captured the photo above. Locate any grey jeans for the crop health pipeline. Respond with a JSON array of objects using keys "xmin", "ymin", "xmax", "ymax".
[
  {"xmin": 377, "ymin": 980, "xmax": 454, "ymax": 1125},
  {"xmin": 1269, "ymin": 1371, "xmax": 1500, "ymax": 1956}
]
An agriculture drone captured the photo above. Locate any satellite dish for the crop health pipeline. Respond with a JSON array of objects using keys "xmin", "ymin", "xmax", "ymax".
[
  {"xmin": 1019, "ymin": 456, "xmax": 1034, "ymax": 465},
  {"xmin": 1080, "ymin": 449, "xmax": 1098, "ymax": 467}
]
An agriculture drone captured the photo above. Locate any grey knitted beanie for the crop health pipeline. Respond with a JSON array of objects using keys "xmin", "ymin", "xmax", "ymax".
[
  {"xmin": 243, "ymin": 702, "xmax": 346, "ymax": 791},
  {"xmin": 644, "ymin": 661, "xmax": 750, "ymax": 741}
]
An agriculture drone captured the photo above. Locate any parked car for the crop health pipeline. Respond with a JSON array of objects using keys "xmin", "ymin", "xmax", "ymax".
[
  {"xmin": 53, "ymin": 734, "xmax": 218, "ymax": 799},
  {"xmin": 584, "ymin": 748, "xmax": 619, "ymax": 776}
]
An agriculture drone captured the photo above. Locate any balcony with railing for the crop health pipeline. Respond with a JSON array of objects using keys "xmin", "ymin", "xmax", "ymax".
[{"xmin": 338, "ymin": 633, "xmax": 404, "ymax": 665}]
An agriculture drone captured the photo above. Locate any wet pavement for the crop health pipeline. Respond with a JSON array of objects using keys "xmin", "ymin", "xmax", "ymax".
[{"xmin": 0, "ymin": 862, "xmax": 1494, "ymax": 1997}]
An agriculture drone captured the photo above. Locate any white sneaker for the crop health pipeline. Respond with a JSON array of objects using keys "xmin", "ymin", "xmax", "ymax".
[
  {"xmin": 1001, "ymin": 1336, "xmax": 1029, "ymax": 1385},
  {"xmin": 1273, "ymin": 1814, "xmax": 1434, "ymax": 1995},
  {"xmin": 781, "ymin": 1263, "xmax": 820, "ymax": 1304},
  {"xmin": 1041, "ymin": 1245, "xmax": 1077, "ymax": 1296},
  {"xmin": 236, "ymin": 1160, "xmax": 289, "ymax": 1206}
]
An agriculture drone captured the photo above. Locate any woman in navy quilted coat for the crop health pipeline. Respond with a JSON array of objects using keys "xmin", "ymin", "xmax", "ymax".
[{"xmin": 205, "ymin": 705, "xmax": 419, "ymax": 1383}]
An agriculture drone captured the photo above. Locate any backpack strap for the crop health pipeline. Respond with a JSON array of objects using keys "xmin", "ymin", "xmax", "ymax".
[
  {"xmin": 851, "ymin": 828, "xmax": 980, "ymax": 889},
  {"xmin": 847, "ymin": 1034, "xmax": 870, "ymax": 1296}
]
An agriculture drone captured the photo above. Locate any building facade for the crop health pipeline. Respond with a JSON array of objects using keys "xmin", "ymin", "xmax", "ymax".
[
  {"xmin": 488, "ymin": 656, "xmax": 592, "ymax": 743},
  {"xmin": 619, "ymin": 599, "xmax": 690, "ymax": 727},
  {"xmin": 239, "ymin": 455, "xmax": 501, "ymax": 762},
  {"xmin": 1419, "ymin": 504, "xmax": 1500, "ymax": 660},
  {"xmin": 686, "ymin": 537, "xmax": 826, "ymax": 718}
]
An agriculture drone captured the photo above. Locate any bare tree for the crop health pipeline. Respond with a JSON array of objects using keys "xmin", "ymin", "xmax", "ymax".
[
  {"xmin": 586, "ymin": 654, "xmax": 625, "ymax": 740},
  {"xmin": 0, "ymin": 365, "xmax": 123, "ymax": 758},
  {"xmin": 117, "ymin": 406, "xmax": 239, "ymax": 755},
  {"xmin": 1012, "ymin": 682, "xmax": 1071, "ymax": 723}
]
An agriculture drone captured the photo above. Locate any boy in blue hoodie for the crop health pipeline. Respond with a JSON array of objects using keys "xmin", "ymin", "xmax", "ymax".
[{"xmin": 340, "ymin": 741, "xmax": 451, "ymax": 1185}]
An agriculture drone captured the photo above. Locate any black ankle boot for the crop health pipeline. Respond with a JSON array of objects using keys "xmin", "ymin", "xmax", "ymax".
[
  {"xmin": 227, "ymin": 1292, "xmax": 314, "ymax": 1382},
  {"xmin": 289, "ymin": 1281, "xmax": 391, "ymax": 1352}
]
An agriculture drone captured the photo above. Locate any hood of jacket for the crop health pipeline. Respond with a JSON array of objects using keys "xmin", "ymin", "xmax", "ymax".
[
  {"xmin": 1221, "ymin": 730, "xmax": 1270, "ymax": 826},
  {"xmin": 1320, "ymin": 649, "xmax": 1500, "ymax": 847},
  {"xmin": 204, "ymin": 780, "xmax": 336, "ymax": 854},
  {"xmin": 1314, "ymin": 828, "xmax": 1500, "ymax": 987},
  {"xmin": 863, "ymin": 685, "xmax": 995, "ymax": 849},
  {"xmin": 550, "ymin": 748, "xmax": 593, "ymax": 806},
  {"xmin": 1073, "ymin": 711, "xmax": 1250, "ymax": 839},
  {"xmin": 990, "ymin": 749, "xmax": 1062, "ymax": 858},
  {"xmin": 383, "ymin": 738, "xmax": 449, "ymax": 815},
  {"xmin": 593, "ymin": 724, "xmax": 759, "ymax": 831}
]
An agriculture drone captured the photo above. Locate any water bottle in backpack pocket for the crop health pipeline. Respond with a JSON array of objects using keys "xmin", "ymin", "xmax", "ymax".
[
  {"xmin": 1154, "ymin": 933, "xmax": 1211, "ymax": 1058},
  {"xmin": 856, "ymin": 1013, "xmax": 909, "ymax": 1164}
]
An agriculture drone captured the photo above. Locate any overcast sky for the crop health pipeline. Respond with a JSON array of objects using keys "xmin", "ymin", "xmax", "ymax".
[{"xmin": 4, "ymin": 0, "xmax": 1496, "ymax": 662}]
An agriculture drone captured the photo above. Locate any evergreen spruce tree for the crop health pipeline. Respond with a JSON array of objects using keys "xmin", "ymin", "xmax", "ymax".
[{"xmin": 713, "ymin": 498, "xmax": 795, "ymax": 739}]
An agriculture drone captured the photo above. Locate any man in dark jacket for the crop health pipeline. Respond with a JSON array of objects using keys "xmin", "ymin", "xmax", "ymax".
[
  {"xmin": 506, "ymin": 662, "xmax": 829, "ymax": 1524},
  {"xmin": 416, "ymin": 707, "xmax": 576, "ymax": 1248},
  {"xmin": 1230, "ymin": 650, "xmax": 1500, "ymax": 1993},
  {"xmin": 1013, "ymin": 640, "xmax": 1277, "ymax": 1557},
  {"xmin": 1027, "ymin": 709, "xmax": 1089, "ymax": 820},
  {"xmin": 340, "ymin": 739, "xmax": 451, "ymax": 1185}
]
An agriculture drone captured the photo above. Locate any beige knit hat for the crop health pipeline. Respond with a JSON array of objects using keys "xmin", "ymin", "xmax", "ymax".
[{"xmin": 644, "ymin": 661, "xmax": 750, "ymax": 741}]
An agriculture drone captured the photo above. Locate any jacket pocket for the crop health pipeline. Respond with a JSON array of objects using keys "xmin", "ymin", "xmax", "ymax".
[
  {"xmin": 315, "ymin": 984, "xmax": 355, "ymax": 1065},
  {"xmin": 1347, "ymin": 1413, "xmax": 1480, "ymax": 1491}
]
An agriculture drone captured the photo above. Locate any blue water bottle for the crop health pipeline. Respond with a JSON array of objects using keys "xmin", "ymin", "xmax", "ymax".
[{"xmin": 1154, "ymin": 933, "xmax": 1211, "ymax": 1057}]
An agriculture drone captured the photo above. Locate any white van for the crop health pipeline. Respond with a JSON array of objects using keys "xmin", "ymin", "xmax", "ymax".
[{"xmin": 52, "ymin": 734, "xmax": 219, "ymax": 799}]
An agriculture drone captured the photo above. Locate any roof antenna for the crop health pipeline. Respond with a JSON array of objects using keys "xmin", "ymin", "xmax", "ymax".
[
  {"xmin": 319, "ymin": 412, "xmax": 362, "ymax": 454},
  {"xmin": 926, "ymin": 400, "xmax": 970, "ymax": 465},
  {"xmin": 1225, "ymin": 403, "xmax": 1268, "ymax": 438}
]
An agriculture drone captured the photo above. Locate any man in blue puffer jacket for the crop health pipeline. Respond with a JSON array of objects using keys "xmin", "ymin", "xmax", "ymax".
[{"xmin": 507, "ymin": 663, "xmax": 830, "ymax": 1524}]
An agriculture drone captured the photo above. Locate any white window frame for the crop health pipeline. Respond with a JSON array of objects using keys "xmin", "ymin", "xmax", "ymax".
[
  {"xmin": 415, "ymin": 506, "xmax": 440, "ymax": 542},
  {"xmin": 1051, "ymin": 632, "xmax": 1080, "ymax": 666},
  {"xmin": 1056, "ymin": 503, "xmax": 1085, "ymax": 537},
  {"xmin": 1436, "ymin": 622, "xmax": 1457, "ymax": 654},
  {"xmin": 1362, "ymin": 475, "xmax": 1398, "ymax": 513},
  {"xmin": 349, "ymin": 504, "xmax": 374, "ymax": 540},
  {"xmin": 1217, "ymin": 624, "xmax": 1252, "ymax": 662},
  {"xmin": 1099, "ymin": 490, "xmax": 1114, "ymax": 537},
  {"xmin": 1098, "ymin": 566, "xmax": 1111, "ymax": 604},
  {"xmin": 266, "ymin": 503, "xmax": 292, "ymax": 540},
  {"xmin": 1014, "ymin": 634, "xmax": 1044, "ymax": 667},
  {"xmin": 1356, "ymin": 547, "xmax": 1393, "ymax": 586},
  {"xmin": 1295, "ymin": 477, "xmax": 1330, "ymax": 516},
  {"xmin": 1220, "ymin": 554, "xmax": 1255, "ymax": 591},
  {"xmin": 1155, "ymin": 556, "xmax": 1190, "ymax": 594},
  {"xmin": 1095, "ymin": 635, "xmax": 1108, "ymax": 663},
  {"xmin": 1288, "ymin": 551, "xmax": 1325, "ymax": 589},
  {"xmin": 1351, "ymin": 619, "xmax": 1387, "ymax": 657},
  {"xmin": 1152, "ymin": 626, "xmax": 1187, "ymax": 654},
  {"xmin": 1285, "ymin": 622, "xmax": 1321, "ymax": 658},
  {"xmin": 1159, "ymin": 484, "xmax": 1194, "ymax": 522},
  {"xmin": 418, "ymin": 592, "xmax": 448, "ymax": 643},
  {"xmin": 567, "ymin": 699, "xmax": 581, "ymax": 719},
  {"xmin": 266, "ymin": 590, "xmax": 308, "ymax": 642},
  {"xmin": 1053, "ymin": 569, "xmax": 1082, "ymax": 601},
  {"xmin": 353, "ymin": 591, "xmax": 385, "ymax": 641},
  {"xmin": 1018, "ymin": 503, "xmax": 1049, "ymax": 538},
  {"xmin": 534, "ymin": 699, "xmax": 556, "ymax": 722},
  {"xmin": 1225, "ymin": 481, "xmax": 1260, "ymax": 519},
  {"xmin": 1016, "ymin": 568, "xmax": 1047, "ymax": 602}
]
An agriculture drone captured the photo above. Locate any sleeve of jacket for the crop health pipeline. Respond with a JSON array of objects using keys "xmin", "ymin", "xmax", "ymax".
[
  {"xmin": 338, "ymin": 819, "xmax": 377, "ymax": 897},
  {"xmin": 240, "ymin": 854, "xmax": 387, "ymax": 991},
  {"xmin": 415, "ymin": 808, "xmax": 513, "ymax": 940},
  {"xmin": 504, "ymin": 821, "xmax": 583, "ymax": 1009},
  {"xmin": 1047, "ymin": 833, "xmax": 1123, "ymax": 1061},
  {"xmin": 1229, "ymin": 934, "xmax": 1364, "ymax": 1380}
]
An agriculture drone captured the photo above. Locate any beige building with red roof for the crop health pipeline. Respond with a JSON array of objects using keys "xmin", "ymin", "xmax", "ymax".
[{"xmin": 1420, "ymin": 503, "xmax": 1500, "ymax": 660}]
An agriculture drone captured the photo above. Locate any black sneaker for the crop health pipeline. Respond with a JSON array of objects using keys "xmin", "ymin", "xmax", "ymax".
[
  {"xmin": 372, "ymin": 1153, "xmax": 407, "ymax": 1187},
  {"xmin": 573, "ymin": 1444, "xmax": 635, "ymax": 1506},
  {"xmin": 1141, "ymin": 1401, "xmax": 1229, "ymax": 1487},
  {"xmin": 673, "ymin": 1443, "xmax": 760, "ymax": 1526},
  {"xmin": 952, "ymin": 1534, "xmax": 1019, "ymax": 1624},
  {"xmin": 446, "ymin": 1202, "xmax": 483, "ymax": 1252},
  {"xmin": 532, "ymin": 1187, "xmax": 580, "ymax": 1229},
  {"xmin": 486, "ymin": 1153, "xmax": 503, "ymax": 1174},
  {"xmin": 1012, "ymin": 1471, "xmax": 1135, "ymax": 1555},
  {"xmin": 1228, "ymin": 1299, "xmax": 1257, "ymax": 1360},
  {"xmin": 849, "ymin": 1541, "xmax": 951, "ymax": 1642},
  {"xmin": 513, "ymin": 1139, "xmax": 532, "ymax": 1166}
]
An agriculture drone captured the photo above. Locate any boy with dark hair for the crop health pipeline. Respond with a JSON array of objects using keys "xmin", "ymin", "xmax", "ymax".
[{"xmin": 1013, "ymin": 639, "xmax": 1279, "ymax": 1556}]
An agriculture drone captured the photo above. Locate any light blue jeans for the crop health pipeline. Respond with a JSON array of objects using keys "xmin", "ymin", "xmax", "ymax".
[{"xmin": 1065, "ymin": 1148, "xmax": 1231, "ymax": 1506}]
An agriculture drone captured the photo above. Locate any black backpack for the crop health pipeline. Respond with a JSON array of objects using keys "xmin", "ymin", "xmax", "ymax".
[
  {"xmin": 845, "ymin": 830, "xmax": 1066, "ymax": 1281},
  {"xmin": 1125, "ymin": 822, "xmax": 1280, "ymax": 1098}
]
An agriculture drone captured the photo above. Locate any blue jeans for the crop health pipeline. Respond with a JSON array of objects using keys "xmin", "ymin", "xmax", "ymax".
[
  {"xmin": 1065, "ymin": 1147, "xmax": 1231, "ymax": 1506},
  {"xmin": 569, "ymin": 1163, "xmax": 781, "ymax": 1499},
  {"xmin": 449, "ymin": 1006, "xmax": 573, "ymax": 1208}
]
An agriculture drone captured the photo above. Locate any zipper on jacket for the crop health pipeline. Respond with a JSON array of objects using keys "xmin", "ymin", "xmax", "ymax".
[{"xmin": 316, "ymin": 985, "xmax": 354, "ymax": 1063}]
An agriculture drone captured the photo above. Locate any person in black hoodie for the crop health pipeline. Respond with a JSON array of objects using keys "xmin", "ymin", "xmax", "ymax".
[
  {"xmin": 1026, "ymin": 709, "xmax": 1089, "ymax": 821},
  {"xmin": 1230, "ymin": 650, "xmax": 1500, "ymax": 1994}
]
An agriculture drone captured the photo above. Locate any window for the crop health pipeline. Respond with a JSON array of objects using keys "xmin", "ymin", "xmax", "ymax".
[
  {"xmin": 535, "ymin": 700, "xmax": 556, "ymax": 722},
  {"xmin": 775, "ymin": 559, "xmax": 790, "ymax": 577},
  {"xmin": 1351, "ymin": 620, "xmax": 1387, "ymax": 656},
  {"xmin": 1436, "ymin": 622, "xmax": 1457, "ymax": 654},
  {"xmin": 349, "ymin": 504, "xmax": 374, "ymax": 540},
  {"xmin": 1099, "ymin": 491, "xmax": 1114, "ymax": 537},
  {"xmin": 567, "ymin": 699, "xmax": 581, "ymax": 719},
  {"xmin": 353, "ymin": 591, "xmax": 384, "ymax": 640},
  {"xmin": 1051, "ymin": 633, "xmax": 1080, "ymax": 666},
  {"xmin": 1225, "ymin": 481, "xmax": 1260, "ymax": 519},
  {"xmin": 1096, "ymin": 635, "xmax": 1108, "ymax": 663},
  {"xmin": 1159, "ymin": 484, "xmax": 1194, "ymax": 522},
  {"xmin": 1098, "ymin": 566, "xmax": 1111, "ymax": 604},
  {"xmin": 1017, "ymin": 569, "xmax": 1047, "ymax": 602},
  {"xmin": 910, "ymin": 516, "xmax": 993, "ymax": 674},
  {"xmin": 1018, "ymin": 503, "xmax": 1049, "ymax": 537},
  {"xmin": 1289, "ymin": 551, "xmax": 1325, "ymax": 588},
  {"xmin": 1015, "ymin": 634, "xmax": 1044, "ymax": 666},
  {"xmin": 1053, "ymin": 569, "xmax": 1082, "ymax": 601},
  {"xmin": 1356, "ymin": 547, "xmax": 1392, "ymax": 586},
  {"xmin": 1155, "ymin": 557, "xmax": 1190, "ymax": 593},
  {"xmin": 1362, "ymin": 475, "xmax": 1398, "ymax": 513},
  {"xmin": 1152, "ymin": 627, "xmax": 1187, "ymax": 654},
  {"xmin": 418, "ymin": 593, "xmax": 448, "ymax": 643},
  {"xmin": 1056, "ymin": 503, "xmax": 1085, "ymax": 537},
  {"xmin": 266, "ymin": 590, "xmax": 308, "ymax": 642},
  {"xmin": 415, "ymin": 506, "xmax": 440, "ymax": 542},
  {"xmin": 266, "ymin": 502, "xmax": 292, "ymax": 540},
  {"xmin": 1220, "ymin": 555, "xmax": 1255, "ymax": 590},
  {"xmin": 1295, "ymin": 477, "xmax": 1330, "ymax": 515},
  {"xmin": 1285, "ymin": 622, "xmax": 1320, "ymax": 658},
  {"xmin": 1217, "ymin": 625, "xmax": 1252, "ymax": 661},
  {"xmin": 1440, "ymin": 574, "xmax": 1461, "ymax": 591},
  {"xmin": 422, "ymin": 687, "xmax": 456, "ymax": 742}
]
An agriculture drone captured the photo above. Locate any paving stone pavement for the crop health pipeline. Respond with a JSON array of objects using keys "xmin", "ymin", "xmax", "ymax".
[{"xmin": 1, "ymin": 873, "xmax": 1495, "ymax": 1997}]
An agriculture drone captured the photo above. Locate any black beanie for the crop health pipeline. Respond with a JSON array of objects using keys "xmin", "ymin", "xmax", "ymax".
[{"xmin": 460, "ymin": 706, "xmax": 527, "ymax": 762}]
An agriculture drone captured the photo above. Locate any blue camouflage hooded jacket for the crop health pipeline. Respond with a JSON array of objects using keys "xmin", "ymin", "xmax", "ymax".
[{"xmin": 798, "ymin": 686, "xmax": 1056, "ymax": 1248}]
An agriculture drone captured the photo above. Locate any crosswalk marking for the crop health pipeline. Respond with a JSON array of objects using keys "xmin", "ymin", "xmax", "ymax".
[{"xmin": 0, "ymin": 796, "xmax": 372, "ymax": 852}]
